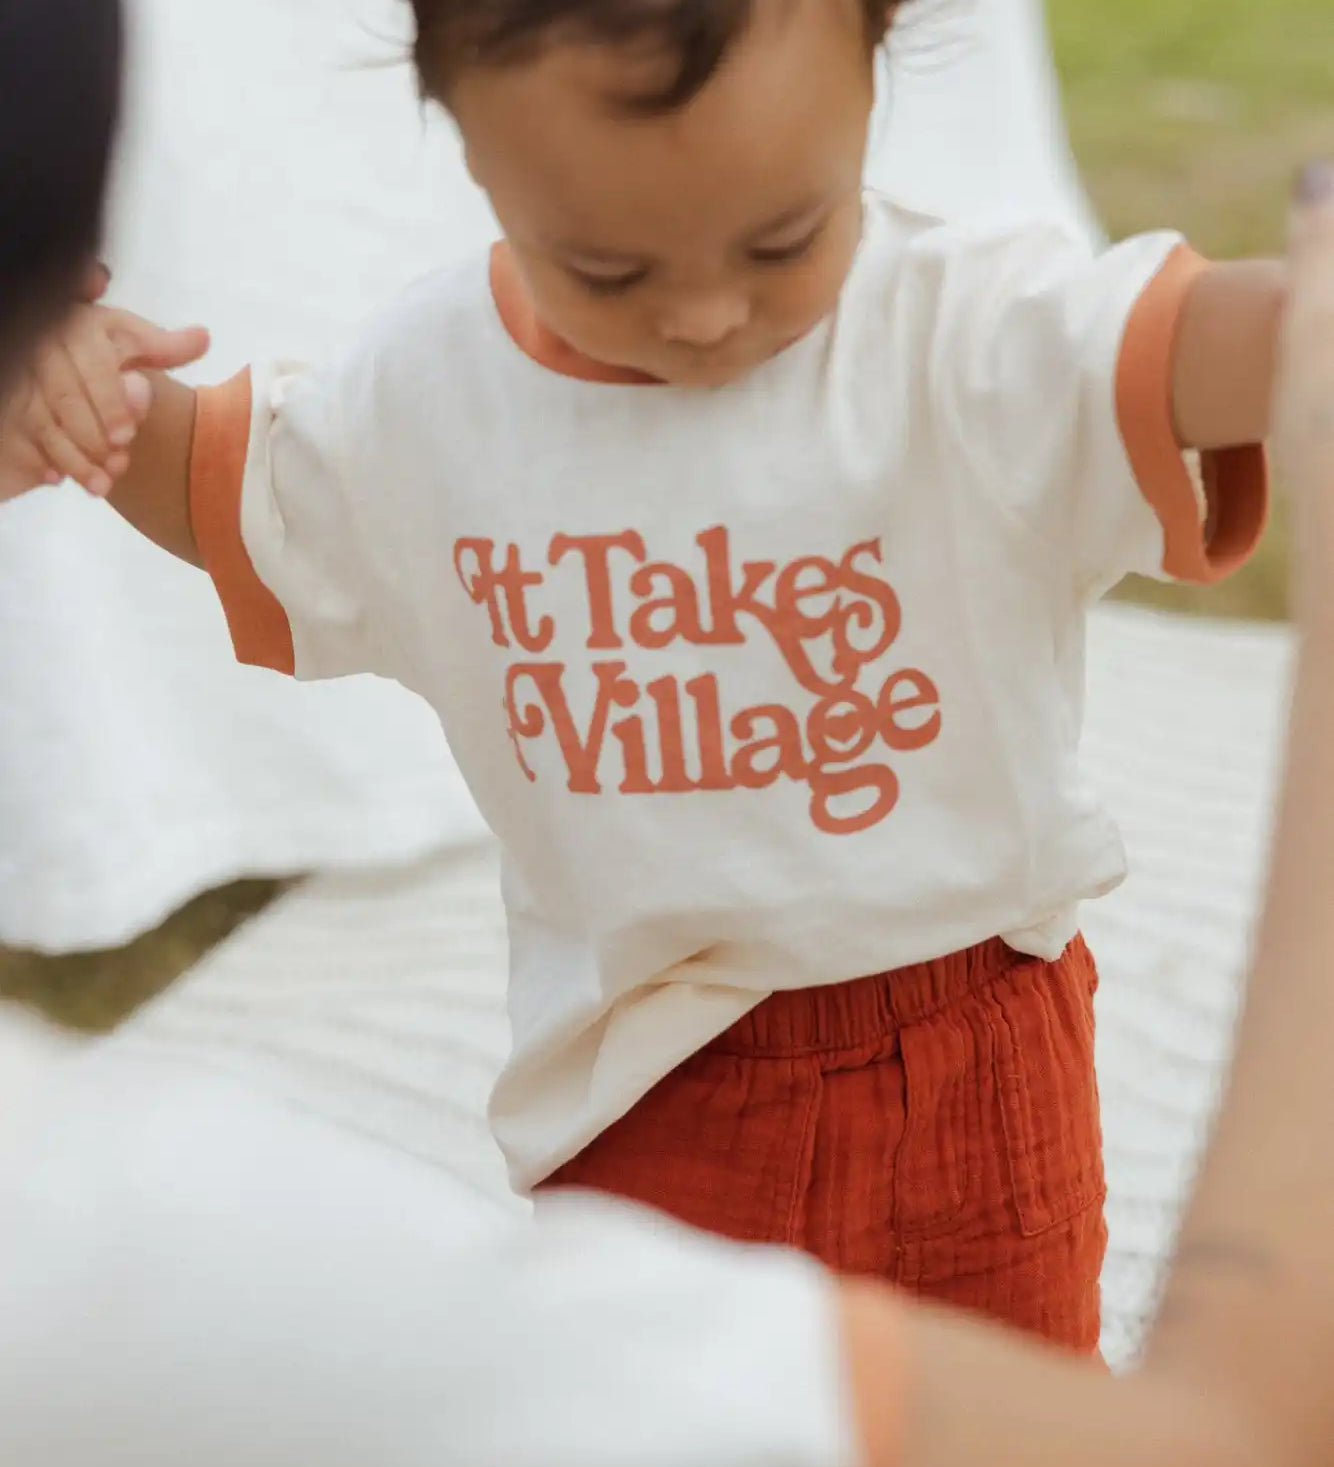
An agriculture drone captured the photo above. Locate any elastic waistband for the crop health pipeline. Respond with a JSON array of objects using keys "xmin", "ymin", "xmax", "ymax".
[{"xmin": 708, "ymin": 936, "xmax": 1088, "ymax": 1059}]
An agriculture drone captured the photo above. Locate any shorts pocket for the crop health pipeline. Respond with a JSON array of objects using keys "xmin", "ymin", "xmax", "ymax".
[
  {"xmin": 892, "ymin": 1007, "xmax": 978, "ymax": 1235},
  {"xmin": 990, "ymin": 944, "xmax": 1105, "ymax": 1239}
]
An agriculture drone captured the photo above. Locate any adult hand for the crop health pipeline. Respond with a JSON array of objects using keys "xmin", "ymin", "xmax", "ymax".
[
  {"xmin": 1275, "ymin": 162, "xmax": 1334, "ymax": 630},
  {"xmin": 0, "ymin": 298, "xmax": 208, "ymax": 503}
]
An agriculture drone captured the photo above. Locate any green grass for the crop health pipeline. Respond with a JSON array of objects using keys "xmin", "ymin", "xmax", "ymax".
[
  {"xmin": 5, "ymin": 0, "xmax": 1333, "ymax": 1026},
  {"xmin": 1049, "ymin": 0, "xmax": 1334, "ymax": 620},
  {"xmin": 0, "ymin": 881, "xmax": 282, "ymax": 1032}
]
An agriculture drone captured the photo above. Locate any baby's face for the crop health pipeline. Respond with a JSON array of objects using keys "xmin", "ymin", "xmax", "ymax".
[{"xmin": 452, "ymin": 0, "xmax": 876, "ymax": 387}]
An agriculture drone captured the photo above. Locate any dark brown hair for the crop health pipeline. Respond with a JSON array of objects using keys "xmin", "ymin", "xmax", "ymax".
[
  {"xmin": 0, "ymin": 0, "xmax": 122, "ymax": 384},
  {"xmin": 411, "ymin": 0, "xmax": 894, "ymax": 112}
]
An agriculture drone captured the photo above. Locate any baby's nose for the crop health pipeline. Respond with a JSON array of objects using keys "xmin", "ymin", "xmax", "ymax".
[{"xmin": 657, "ymin": 290, "xmax": 751, "ymax": 349}]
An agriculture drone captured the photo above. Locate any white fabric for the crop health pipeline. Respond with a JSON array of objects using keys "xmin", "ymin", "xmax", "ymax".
[
  {"xmin": 870, "ymin": 0, "xmax": 1101, "ymax": 240},
  {"xmin": 225, "ymin": 203, "xmax": 1194, "ymax": 1188},
  {"xmin": 115, "ymin": 840, "xmax": 521, "ymax": 1201},
  {"xmin": 0, "ymin": 0, "xmax": 493, "ymax": 952},
  {"xmin": 0, "ymin": 1009, "xmax": 79, "ymax": 1176},
  {"xmin": 0, "ymin": 1054, "xmax": 852, "ymax": 1467},
  {"xmin": 1083, "ymin": 609, "xmax": 1286, "ymax": 1367},
  {"xmin": 0, "ymin": 0, "xmax": 1095, "ymax": 954}
]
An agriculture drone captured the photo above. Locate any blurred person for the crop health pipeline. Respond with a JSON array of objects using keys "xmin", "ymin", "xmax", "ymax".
[
  {"xmin": 0, "ymin": 0, "xmax": 208, "ymax": 506},
  {"xmin": 0, "ymin": 0, "xmax": 122, "ymax": 390},
  {"xmin": 0, "ymin": 0, "xmax": 209, "ymax": 504}
]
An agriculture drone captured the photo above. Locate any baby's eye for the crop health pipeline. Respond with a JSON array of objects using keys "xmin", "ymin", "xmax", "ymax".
[
  {"xmin": 750, "ymin": 224, "xmax": 824, "ymax": 266},
  {"xmin": 569, "ymin": 266, "xmax": 648, "ymax": 296}
]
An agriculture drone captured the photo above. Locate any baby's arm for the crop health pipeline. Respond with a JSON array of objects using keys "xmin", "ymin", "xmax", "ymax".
[
  {"xmin": 6, "ymin": 293, "xmax": 406, "ymax": 686},
  {"xmin": 1172, "ymin": 258, "xmax": 1287, "ymax": 450},
  {"xmin": 102, "ymin": 372, "xmax": 201, "ymax": 564}
]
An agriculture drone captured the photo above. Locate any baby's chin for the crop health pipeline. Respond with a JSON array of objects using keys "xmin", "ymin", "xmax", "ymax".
[
  {"xmin": 654, "ymin": 359, "xmax": 757, "ymax": 389},
  {"xmin": 634, "ymin": 336, "xmax": 806, "ymax": 389}
]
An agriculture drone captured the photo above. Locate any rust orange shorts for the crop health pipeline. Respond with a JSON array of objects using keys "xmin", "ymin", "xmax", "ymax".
[{"xmin": 541, "ymin": 935, "xmax": 1107, "ymax": 1353}]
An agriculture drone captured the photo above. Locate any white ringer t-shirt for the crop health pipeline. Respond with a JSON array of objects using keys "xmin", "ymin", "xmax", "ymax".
[{"xmin": 189, "ymin": 193, "xmax": 1267, "ymax": 1190}]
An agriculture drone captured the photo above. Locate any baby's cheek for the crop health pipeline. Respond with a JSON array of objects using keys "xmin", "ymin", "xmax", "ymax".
[
  {"xmin": 780, "ymin": 225, "xmax": 861, "ymax": 333},
  {"xmin": 528, "ymin": 278, "xmax": 610, "ymax": 351},
  {"xmin": 774, "ymin": 260, "xmax": 849, "ymax": 336},
  {"xmin": 568, "ymin": 299, "xmax": 647, "ymax": 358}
]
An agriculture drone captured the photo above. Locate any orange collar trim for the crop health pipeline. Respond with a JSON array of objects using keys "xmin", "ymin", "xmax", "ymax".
[{"xmin": 489, "ymin": 241, "xmax": 660, "ymax": 385}]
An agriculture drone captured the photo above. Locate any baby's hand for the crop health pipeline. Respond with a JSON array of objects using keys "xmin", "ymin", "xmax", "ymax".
[{"xmin": 0, "ymin": 272, "xmax": 209, "ymax": 503}]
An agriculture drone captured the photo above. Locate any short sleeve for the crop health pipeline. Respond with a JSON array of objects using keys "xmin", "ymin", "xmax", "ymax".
[
  {"xmin": 470, "ymin": 1195, "xmax": 864, "ymax": 1467},
  {"xmin": 189, "ymin": 361, "xmax": 388, "ymax": 681},
  {"xmin": 924, "ymin": 224, "xmax": 1269, "ymax": 599},
  {"xmin": 0, "ymin": 1065, "xmax": 865, "ymax": 1467}
]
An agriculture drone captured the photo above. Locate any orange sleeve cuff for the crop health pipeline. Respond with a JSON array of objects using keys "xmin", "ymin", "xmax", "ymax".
[
  {"xmin": 1115, "ymin": 244, "xmax": 1269, "ymax": 585},
  {"xmin": 189, "ymin": 370, "xmax": 296, "ymax": 675}
]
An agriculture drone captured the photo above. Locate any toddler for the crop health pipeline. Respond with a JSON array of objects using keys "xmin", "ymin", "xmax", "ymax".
[{"xmin": 4, "ymin": 0, "xmax": 1282, "ymax": 1353}]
